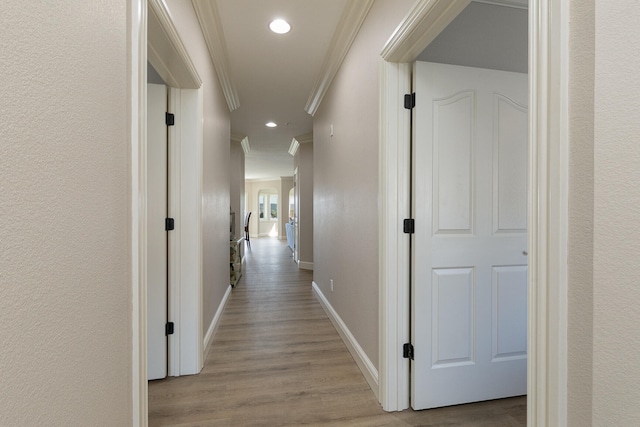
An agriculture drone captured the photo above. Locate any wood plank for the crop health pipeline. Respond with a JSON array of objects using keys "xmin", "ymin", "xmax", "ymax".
[{"xmin": 149, "ymin": 237, "xmax": 526, "ymax": 426}]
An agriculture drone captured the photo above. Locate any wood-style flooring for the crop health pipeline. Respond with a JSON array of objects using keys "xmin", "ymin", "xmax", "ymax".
[{"xmin": 148, "ymin": 237, "xmax": 526, "ymax": 426}]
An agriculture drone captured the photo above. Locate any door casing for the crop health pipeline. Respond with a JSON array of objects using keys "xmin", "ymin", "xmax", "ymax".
[
  {"xmin": 130, "ymin": 0, "xmax": 204, "ymax": 425},
  {"xmin": 377, "ymin": 1, "xmax": 569, "ymax": 426}
]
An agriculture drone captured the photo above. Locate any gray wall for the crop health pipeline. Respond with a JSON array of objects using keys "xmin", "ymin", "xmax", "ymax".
[
  {"xmin": 313, "ymin": 0, "xmax": 416, "ymax": 370},
  {"xmin": 1, "ymin": 1, "xmax": 131, "ymax": 424}
]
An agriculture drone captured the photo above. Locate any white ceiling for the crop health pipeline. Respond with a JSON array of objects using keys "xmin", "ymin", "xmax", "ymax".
[
  {"xmin": 214, "ymin": 0, "xmax": 349, "ymax": 180},
  {"xmin": 205, "ymin": 0, "xmax": 527, "ymax": 180}
]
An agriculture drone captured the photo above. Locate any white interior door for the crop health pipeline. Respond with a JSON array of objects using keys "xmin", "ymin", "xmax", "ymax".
[
  {"xmin": 147, "ymin": 83, "xmax": 168, "ymax": 380},
  {"xmin": 412, "ymin": 62, "xmax": 528, "ymax": 409}
]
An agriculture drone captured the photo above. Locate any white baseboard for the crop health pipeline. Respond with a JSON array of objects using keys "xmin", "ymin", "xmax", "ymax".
[
  {"xmin": 298, "ymin": 261, "xmax": 314, "ymax": 271},
  {"xmin": 203, "ymin": 284, "xmax": 232, "ymax": 359},
  {"xmin": 312, "ymin": 281, "xmax": 379, "ymax": 398}
]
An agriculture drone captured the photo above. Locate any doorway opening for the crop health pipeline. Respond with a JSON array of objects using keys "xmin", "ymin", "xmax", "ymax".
[{"xmin": 378, "ymin": 1, "xmax": 569, "ymax": 425}]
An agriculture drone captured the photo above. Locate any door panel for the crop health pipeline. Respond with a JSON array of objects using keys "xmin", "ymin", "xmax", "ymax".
[
  {"xmin": 412, "ymin": 62, "xmax": 527, "ymax": 409},
  {"xmin": 147, "ymin": 83, "xmax": 168, "ymax": 381},
  {"xmin": 493, "ymin": 94, "xmax": 528, "ymax": 233},
  {"xmin": 433, "ymin": 91, "xmax": 474, "ymax": 234},
  {"xmin": 432, "ymin": 268, "xmax": 475, "ymax": 367}
]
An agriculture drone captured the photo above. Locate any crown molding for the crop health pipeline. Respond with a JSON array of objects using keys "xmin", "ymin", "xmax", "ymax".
[
  {"xmin": 192, "ymin": 0, "xmax": 240, "ymax": 111},
  {"xmin": 230, "ymin": 133, "xmax": 250, "ymax": 154},
  {"xmin": 148, "ymin": 0, "xmax": 202, "ymax": 88},
  {"xmin": 381, "ymin": 0, "xmax": 471, "ymax": 63},
  {"xmin": 288, "ymin": 138, "xmax": 300, "ymax": 156},
  {"xmin": 240, "ymin": 137, "xmax": 250, "ymax": 155},
  {"xmin": 296, "ymin": 133, "xmax": 313, "ymax": 144},
  {"xmin": 304, "ymin": 0, "xmax": 375, "ymax": 116},
  {"xmin": 473, "ymin": 0, "xmax": 528, "ymax": 10},
  {"xmin": 230, "ymin": 133, "xmax": 245, "ymax": 143}
]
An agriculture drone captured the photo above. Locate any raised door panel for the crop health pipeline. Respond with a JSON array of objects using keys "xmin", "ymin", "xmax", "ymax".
[
  {"xmin": 493, "ymin": 94, "xmax": 528, "ymax": 234},
  {"xmin": 432, "ymin": 268, "xmax": 476, "ymax": 367},
  {"xmin": 433, "ymin": 92, "xmax": 475, "ymax": 235},
  {"xmin": 492, "ymin": 265, "xmax": 528, "ymax": 361}
]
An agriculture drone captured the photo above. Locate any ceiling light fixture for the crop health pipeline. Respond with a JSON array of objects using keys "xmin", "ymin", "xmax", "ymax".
[
  {"xmin": 269, "ymin": 19, "xmax": 291, "ymax": 34},
  {"xmin": 266, "ymin": 122, "xmax": 277, "ymax": 128}
]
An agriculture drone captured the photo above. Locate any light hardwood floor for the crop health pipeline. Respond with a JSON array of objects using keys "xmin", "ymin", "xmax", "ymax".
[{"xmin": 148, "ymin": 237, "xmax": 526, "ymax": 426}]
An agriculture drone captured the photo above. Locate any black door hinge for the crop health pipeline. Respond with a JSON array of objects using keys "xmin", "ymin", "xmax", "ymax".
[
  {"xmin": 166, "ymin": 112, "xmax": 175, "ymax": 126},
  {"xmin": 165, "ymin": 322, "xmax": 174, "ymax": 336},
  {"xmin": 404, "ymin": 93, "xmax": 416, "ymax": 110},
  {"xmin": 165, "ymin": 218, "xmax": 175, "ymax": 231},
  {"xmin": 403, "ymin": 218, "xmax": 415, "ymax": 234},
  {"xmin": 403, "ymin": 343, "xmax": 414, "ymax": 360}
]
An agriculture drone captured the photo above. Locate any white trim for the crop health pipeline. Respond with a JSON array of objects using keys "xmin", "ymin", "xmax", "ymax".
[
  {"xmin": 288, "ymin": 138, "xmax": 300, "ymax": 156},
  {"xmin": 312, "ymin": 282, "xmax": 379, "ymax": 397},
  {"xmin": 195, "ymin": 88, "xmax": 205, "ymax": 374},
  {"xmin": 240, "ymin": 137, "xmax": 250, "ymax": 155},
  {"xmin": 472, "ymin": 0, "xmax": 528, "ymax": 10},
  {"xmin": 148, "ymin": 0, "xmax": 202, "ymax": 89},
  {"xmin": 378, "ymin": 0, "xmax": 569, "ymax": 420},
  {"xmin": 130, "ymin": 0, "xmax": 148, "ymax": 425},
  {"xmin": 305, "ymin": 0, "xmax": 375, "ymax": 116},
  {"xmin": 527, "ymin": 1, "xmax": 569, "ymax": 425},
  {"xmin": 167, "ymin": 88, "xmax": 182, "ymax": 377},
  {"xmin": 380, "ymin": 0, "xmax": 471, "ymax": 63},
  {"xmin": 378, "ymin": 59, "xmax": 411, "ymax": 412},
  {"xmin": 298, "ymin": 261, "xmax": 314, "ymax": 271},
  {"xmin": 191, "ymin": 0, "xmax": 241, "ymax": 111},
  {"xmin": 168, "ymin": 88, "xmax": 205, "ymax": 376},
  {"xmin": 203, "ymin": 285, "xmax": 233, "ymax": 359}
]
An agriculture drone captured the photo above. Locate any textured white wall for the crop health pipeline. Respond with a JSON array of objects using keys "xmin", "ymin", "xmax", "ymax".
[
  {"xmin": 0, "ymin": 1, "xmax": 131, "ymax": 425},
  {"xmin": 313, "ymin": 0, "xmax": 415, "ymax": 370},
  {"xmin": 592, "ymin": 1, "xmax": 640, "ymax": 425},
  {"xmin": 568, "ymin": 1, "xmax": 595, "ymax": 425},
  {"xmin": 165, "ymin": 1, "xmax": 231, "ymax": 335}
]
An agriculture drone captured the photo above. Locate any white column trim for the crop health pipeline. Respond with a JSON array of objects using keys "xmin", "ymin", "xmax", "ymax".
[
  {"xmin": 378, "ymin": 59, "xmax": 411, "ymax": 411},
  {"xmin": 130, "ymin": 0, "xmax": 148, "ymax": 425},
  {"xmin": 527, "ymin": 0, "xmax": 569, "ymax": 425}
]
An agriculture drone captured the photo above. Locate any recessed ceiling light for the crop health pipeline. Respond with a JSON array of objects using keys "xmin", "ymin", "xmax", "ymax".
[
  {"xmin": 266, "ymin": 122, "xmax": 277, "ymax": 128},
  {"xmin": 269, "ymin": 19, "xmax": 291, "ymax": 34}
]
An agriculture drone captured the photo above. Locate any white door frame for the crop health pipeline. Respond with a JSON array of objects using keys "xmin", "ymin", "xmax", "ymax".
[
  {"xmin": 130, "ymin": 0, "xmax": 204, "ymax": 425},
  {"xmin": 378, "ymin": 1, "xmax": 569, "ymax": 425}
]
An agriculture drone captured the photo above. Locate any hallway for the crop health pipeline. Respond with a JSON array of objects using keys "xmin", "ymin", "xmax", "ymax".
[{"xmin": 148, "ymin": 237, "xmax": 525, "ymax": 426}]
